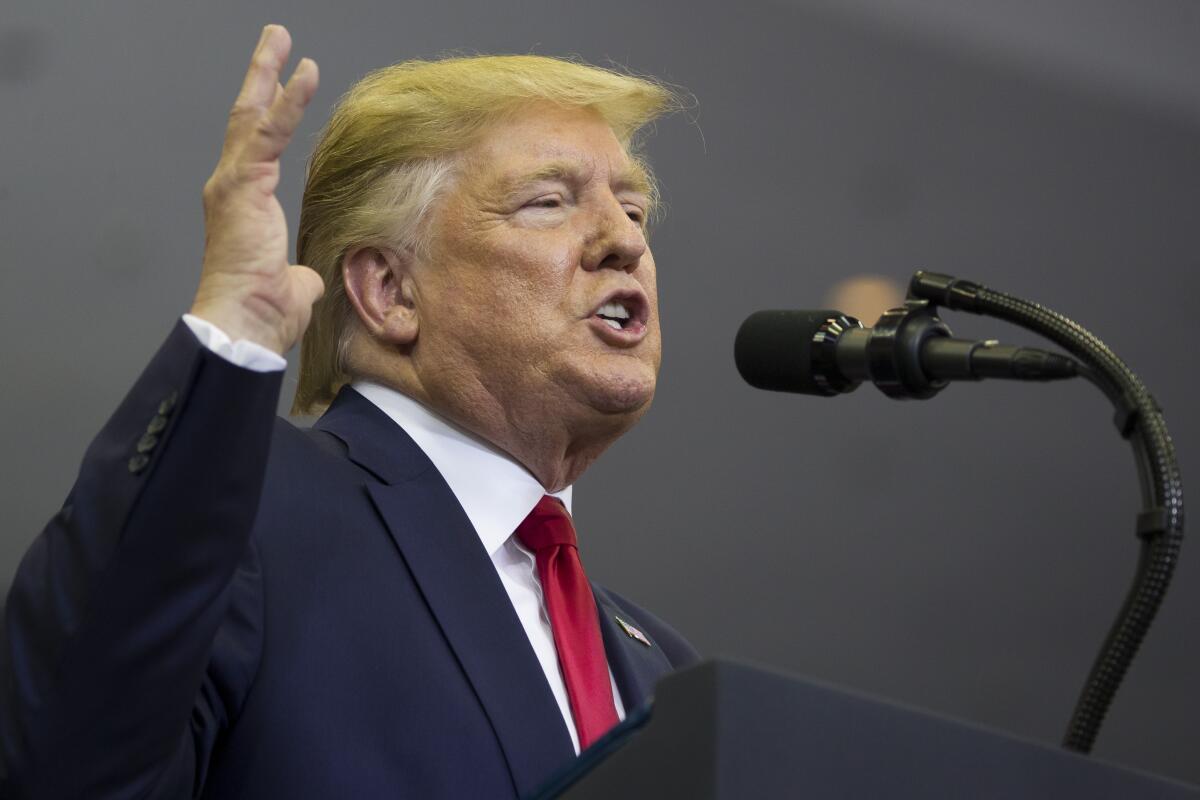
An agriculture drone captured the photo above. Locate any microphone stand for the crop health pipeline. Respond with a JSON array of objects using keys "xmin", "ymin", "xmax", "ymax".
[{"xmin": 906, "ymin": 271, "xmax": 1185, "ymax": 754}]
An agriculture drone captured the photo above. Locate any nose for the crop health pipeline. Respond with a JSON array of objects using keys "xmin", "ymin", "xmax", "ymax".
[{"xmin": 581, "ymin": 198, "xmax": 647, "ymax": 273}]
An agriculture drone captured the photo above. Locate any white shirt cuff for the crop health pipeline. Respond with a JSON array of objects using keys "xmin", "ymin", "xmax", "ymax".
[{"xmin": 182, "ymin": 314, "xmax": 288, "ymax": 373}]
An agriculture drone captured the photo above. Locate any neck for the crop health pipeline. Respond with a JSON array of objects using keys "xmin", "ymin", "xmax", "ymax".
[
  {"xmin": 350, "ymin": 356, "xmax": 636, "ymax": 493},
  {"xmin": 428, "ymin": 382, "xmax": 633, "ymax": 492}
]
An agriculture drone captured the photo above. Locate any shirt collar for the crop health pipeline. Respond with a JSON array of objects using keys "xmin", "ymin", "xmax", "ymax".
[{"xmin": 351, "ymin": 380, "xmax": 572, "ymax": 557}]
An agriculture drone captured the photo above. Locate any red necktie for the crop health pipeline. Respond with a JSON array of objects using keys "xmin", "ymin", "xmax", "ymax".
[{"xmin": 516, "ymin": 496, "xmax": 619, "ymax": 750}]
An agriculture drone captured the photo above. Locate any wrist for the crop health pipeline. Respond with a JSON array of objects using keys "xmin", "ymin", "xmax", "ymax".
[
  {"xmin": 182, "ymin": 314, "xmax": 288, "ymax": 372},
  {"xmin": 188, "ymin": 297, "xmax": 288, "ymax": 356}
]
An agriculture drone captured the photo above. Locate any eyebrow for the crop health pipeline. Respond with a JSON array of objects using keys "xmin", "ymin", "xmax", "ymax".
[{"xmin": 496, "ymin": 159, "xmax": 653, "ymax": 199}]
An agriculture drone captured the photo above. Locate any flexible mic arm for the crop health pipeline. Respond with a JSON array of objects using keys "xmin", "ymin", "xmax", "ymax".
[{"xmin": 907, "ymin": 271, "xmax": 1185, "ymax": 754}]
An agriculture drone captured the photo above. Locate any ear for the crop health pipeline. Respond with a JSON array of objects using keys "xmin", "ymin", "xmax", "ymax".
[{"xmin": 342, "ymin": 246, "xmax": 418, "ymax": 346}]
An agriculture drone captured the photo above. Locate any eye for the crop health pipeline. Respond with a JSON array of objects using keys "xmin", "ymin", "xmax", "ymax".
[
  {"xmin": 625, "ymin": 206, "xmax": 646, "ymax": 225},
  {"xmin": 525, "ymin": 196, "xmax": 563, "ymax": 210}
]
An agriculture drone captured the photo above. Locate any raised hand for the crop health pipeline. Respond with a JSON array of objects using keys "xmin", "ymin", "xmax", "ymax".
[{"xmin": 190, "ymin": 24, "xmax": 324, "ymax": 355}]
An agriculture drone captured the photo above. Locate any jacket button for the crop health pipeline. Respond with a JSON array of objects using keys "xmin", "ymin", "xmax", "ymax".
[
  {"xmin": 128, "ymin": 453, "xmax": 150, "ymax": 474},
  {"xmin": 158, "ymin": 391, "xmax": 179, "ymax": 416},
  {"xmin": 137, "ymin": 433, "xmax": 158, "ymax": 453},
  {"xmin": 147, "ymin": 415, "xmax": 168, "ymax": 435}
]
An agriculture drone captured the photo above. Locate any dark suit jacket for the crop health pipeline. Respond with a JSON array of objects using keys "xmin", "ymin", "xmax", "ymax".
[{"xmin": 1, "ymin": 321, "xmax": 699, "ymax": 799}]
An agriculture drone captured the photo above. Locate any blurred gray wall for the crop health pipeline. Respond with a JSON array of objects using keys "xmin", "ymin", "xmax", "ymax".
[{"xmin": 3, "ymin": 0, "xmax": 1197, "ymax": 785}]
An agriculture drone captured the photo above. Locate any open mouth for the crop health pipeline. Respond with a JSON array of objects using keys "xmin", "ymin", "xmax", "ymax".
[
  {"xmin": 596, "ymin": 300, "xmax": 633, "ymax": 331},
  {"xmin": 590, "ymin": 290, "xmax": 648, "ymax": 335}
]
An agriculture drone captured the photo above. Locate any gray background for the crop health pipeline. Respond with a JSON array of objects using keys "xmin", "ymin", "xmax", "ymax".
[{"xmin": 3, "ymin": 0, "xmax": 1197, "ymax": 786}]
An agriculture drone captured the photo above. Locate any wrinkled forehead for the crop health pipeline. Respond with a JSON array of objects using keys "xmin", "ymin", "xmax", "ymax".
[
  {"xmin": 457, "ymin": 105, "xmax": 652, "ymax": 200},
  {"xmin": 484, "ymin": 156, "xmax": 653, "ymax": 201}
]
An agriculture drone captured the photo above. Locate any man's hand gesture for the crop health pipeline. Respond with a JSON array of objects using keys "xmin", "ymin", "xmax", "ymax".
[{"xmin": 190, "ymin": 25, "xmax": 324, "ymax": 356}]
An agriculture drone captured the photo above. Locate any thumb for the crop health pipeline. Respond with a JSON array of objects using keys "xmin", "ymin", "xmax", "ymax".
[{"xmin": 291, "ymin": 264, "xmax": 325, "ymax": 306}]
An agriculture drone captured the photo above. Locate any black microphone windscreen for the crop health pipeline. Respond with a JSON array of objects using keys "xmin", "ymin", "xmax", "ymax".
[{"xmin": 734, "ymin": 309, "xmax": 839, "ymax": 394}]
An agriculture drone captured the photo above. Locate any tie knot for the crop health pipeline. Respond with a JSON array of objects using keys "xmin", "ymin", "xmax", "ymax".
[{"xmin": 515, "ymin": 495, "xmax": 578, "ymax": 552}]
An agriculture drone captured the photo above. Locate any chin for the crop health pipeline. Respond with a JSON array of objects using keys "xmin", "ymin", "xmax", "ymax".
[{"xmin": 581, "ymin": 366, "xmax": 657, "ymax": 417}]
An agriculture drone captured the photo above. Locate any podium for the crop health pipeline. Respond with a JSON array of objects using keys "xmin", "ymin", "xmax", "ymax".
[{"xmin": 534, "ymin": 660, "xmax": 1198, "ymax": 799}]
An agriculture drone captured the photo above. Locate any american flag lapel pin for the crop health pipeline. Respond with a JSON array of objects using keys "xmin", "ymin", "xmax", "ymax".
[{"xmin": 614, "ymin": 615, "xmax": 652, "ymax": 647}]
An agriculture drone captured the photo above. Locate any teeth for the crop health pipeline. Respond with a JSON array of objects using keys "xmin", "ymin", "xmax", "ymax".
[
  {"xmin": 597, "ymin": 301, "xmax": 631, "ymax": 320},
  {"xmin": 602, "ymin": 318, "xmax": 622, "ymax": 330}
]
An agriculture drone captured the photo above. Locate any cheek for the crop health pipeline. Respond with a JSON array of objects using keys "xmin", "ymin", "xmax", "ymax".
[
  {"xmin": 492, "ymin": 240, "xmax": 580, "ymax": 316},
  {"xmin": 442, "ymin": 263, "xmax": 575, "ymax": 362},
  {"xmin": 428, "ymin": 226, "xmax": 583, "ymax": 344},
  {"xmin": 643, "ymin": 269, "xmax": 661, "ymax": 328}
]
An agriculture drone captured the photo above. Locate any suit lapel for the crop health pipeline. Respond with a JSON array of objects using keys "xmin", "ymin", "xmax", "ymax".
[
  {"xmin": 593, "ymin": 588, "xmax": 675, "ymax": 713},
  {"xmin": 315, "ymin": 388, "xmax": 575, "ymax": 797}
]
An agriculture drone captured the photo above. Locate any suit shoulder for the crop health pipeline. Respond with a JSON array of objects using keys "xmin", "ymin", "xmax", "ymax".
[
  {"xmin": 266, "ymin": 416, "xmax": 355, "ymax": 476},
  {"xmin": 255, "ymin": 417, "xmax": 372, "ymax": 531}
]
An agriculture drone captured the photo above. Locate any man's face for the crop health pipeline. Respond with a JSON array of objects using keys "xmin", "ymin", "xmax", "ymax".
[{"xmin": 408, "ymin": 104, "xmax": 661, "ymax": 438}]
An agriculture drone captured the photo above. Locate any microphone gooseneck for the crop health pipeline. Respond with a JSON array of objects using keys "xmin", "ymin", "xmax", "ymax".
[
  {"xmin": 735, "ymin": 271, "xmax": 1184, "ymax": 755},
  {"xmin": 907, "ymin": 271, "xmax": 1184, "ymax": 754}
]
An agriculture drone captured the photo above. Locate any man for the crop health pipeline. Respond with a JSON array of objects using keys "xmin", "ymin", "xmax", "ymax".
[{"xmin": 0, "ymin": 24, "xmax": 698, "ymax": 799}]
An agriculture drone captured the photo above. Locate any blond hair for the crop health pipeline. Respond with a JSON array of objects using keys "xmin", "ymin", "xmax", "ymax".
[{"xmin": 292, "ymin": 54, "xmax": 677, "ymax": 414}]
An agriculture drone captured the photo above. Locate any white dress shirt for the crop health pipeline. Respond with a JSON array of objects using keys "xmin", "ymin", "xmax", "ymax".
[{"xmin": 181, "ymin": 315, "xmax": 625, "ymax": 754}]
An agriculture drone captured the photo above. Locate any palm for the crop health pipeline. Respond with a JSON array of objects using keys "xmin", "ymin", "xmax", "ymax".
[{"xmin": 191, "ymin": 25, "xmax": 323, "ymax": 355}]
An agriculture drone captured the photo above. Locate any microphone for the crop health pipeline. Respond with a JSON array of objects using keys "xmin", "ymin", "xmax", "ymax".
[{"xmin": 734, "ymin": 303, "xmax": 1081, "ymax": 399}]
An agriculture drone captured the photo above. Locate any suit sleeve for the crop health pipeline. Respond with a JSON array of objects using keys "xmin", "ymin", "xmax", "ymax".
[{"xmin": 0, "ymin": 320, "xmax": 282, "ymax": 799}]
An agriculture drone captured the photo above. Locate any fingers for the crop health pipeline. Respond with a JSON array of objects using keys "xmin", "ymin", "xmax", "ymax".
[
  {"xmin": 234, "ymin": 25, "xmax": 292, "ymax": 120},
  {"xmin": 222, "ymin": 25, "xmax": 319, "ymax": 165},
  {"xmin": 244, "ymin": 58, "xmax": 319, "ymax": 164}
]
